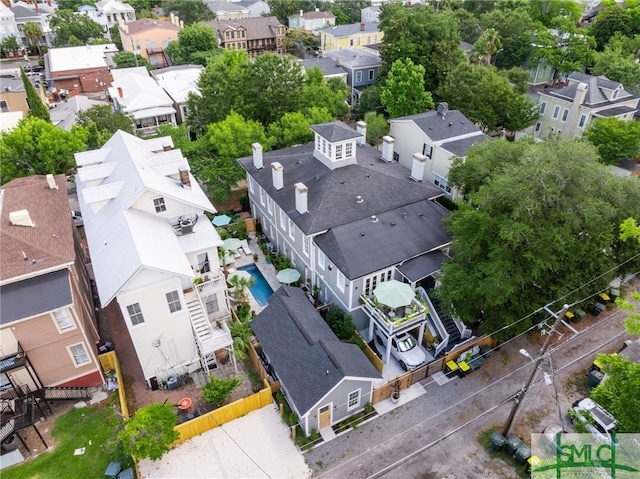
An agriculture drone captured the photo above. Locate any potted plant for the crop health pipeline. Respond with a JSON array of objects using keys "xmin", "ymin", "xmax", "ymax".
[
  {"xmin": 253, "ymin": 253, "xmax": 259, "ymax": 262},
  {"xmin": 265, "ymin": 255, "xmax": 272, "ymax": 264},
  {"xmin": 391, "ymin": 381, "xmax": 401, "ymax": 403}
]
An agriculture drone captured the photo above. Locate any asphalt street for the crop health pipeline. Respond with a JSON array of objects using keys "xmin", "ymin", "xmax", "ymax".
[{"xmin": 305, "ymin": 281, "xmax": 638, "ymax": 479}]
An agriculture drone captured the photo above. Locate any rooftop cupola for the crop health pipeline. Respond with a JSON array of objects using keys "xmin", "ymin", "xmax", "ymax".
[{"xmin": 309, "ymin": 121, "xmax": 361, "ymax": 170}]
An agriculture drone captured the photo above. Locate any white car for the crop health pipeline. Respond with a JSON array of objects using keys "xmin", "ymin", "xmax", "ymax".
[
  {"xmin": 376, "ymin": 331, "xmax": 426, "ymax": 370},
  {"xmin": 71, "ymin": 210, "xmax": 83, "ymax": 227},
  {"xmin": 570, "ymin": 398, "xmax": 617, "ymax": 444}
]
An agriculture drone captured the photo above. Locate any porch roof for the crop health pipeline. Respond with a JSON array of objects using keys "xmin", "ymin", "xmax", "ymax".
[{"xmin": 397, "ymin": 251, "xmax": 449, "ymax": 283}]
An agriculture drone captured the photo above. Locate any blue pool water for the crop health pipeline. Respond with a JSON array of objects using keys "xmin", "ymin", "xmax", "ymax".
[{"xmin": 238, "ymin": 264, "xmax": 274, "ymax": 306}]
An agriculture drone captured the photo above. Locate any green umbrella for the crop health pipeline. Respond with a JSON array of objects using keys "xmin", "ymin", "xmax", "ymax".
[
  {"xmin": 227, "ymin": 270, "xmax": 252, "ymax": 283},
  {"xmin": 373, "ymin": 280, "xmax": 415, "ymax": 308},
  {"xmin": 223, "ymin": 238, "xmax": 242, "ymax": 251},
  {"xmin": 276, "ymin": 268, "xmax": 301, "ymax": 284}
]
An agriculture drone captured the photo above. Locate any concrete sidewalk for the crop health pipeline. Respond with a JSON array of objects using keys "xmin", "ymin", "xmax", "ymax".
[{"xmin": 138, "ymin": 405, "xmax": 311, "ymax": 478}]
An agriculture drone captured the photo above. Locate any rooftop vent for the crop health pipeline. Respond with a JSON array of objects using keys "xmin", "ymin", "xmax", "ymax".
[
  {"xmin": 46, "ymin": 174, "xmax": 58, "ymax": 190},
  {"xmin": 356, "ymin": 195, "xmax": 363, "ymax": 203},
  {"xmin": 9, "ymin": 210, "xmax": 35, "ymax": 227},
  {"xmin": 370, "ymin": 215, "xmax": 378, "ymax": 223},
  {"xmin": 437, "ymin": 102, "xmax": 449, "ymax": 118}
]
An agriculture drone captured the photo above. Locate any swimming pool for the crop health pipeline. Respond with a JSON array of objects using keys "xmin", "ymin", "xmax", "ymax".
[{"xmin": 238, "ymin": 264, "xmax": 274, "ymax": 306}]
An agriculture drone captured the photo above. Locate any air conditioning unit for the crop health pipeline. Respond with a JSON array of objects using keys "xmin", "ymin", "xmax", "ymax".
[{"xmin": 180, "ymin": 218, "xmax": 194, "ymax": 234}]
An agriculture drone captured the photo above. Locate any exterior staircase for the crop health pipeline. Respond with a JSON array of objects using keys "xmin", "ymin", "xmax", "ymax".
[
  {"xmin": 187, "ymin": 297, "xmax": 216, "ymax": 355},
  {"xmin": 427, "ymin": 290, "xmax": 462, "ymax": 355},
  {"xmin": 41, "ymin": 387, "xmax": 92, "ymax": 401}
]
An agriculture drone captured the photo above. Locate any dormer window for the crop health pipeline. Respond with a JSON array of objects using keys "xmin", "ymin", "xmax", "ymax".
[
  {"xmin": 345, "ymin": 142, "xmax": 353, "ymax": 158},
  {"xmin": 153, "ymin": 196, "xmax": 166, "ymax": 213},
  {"xmin": 335, "ymin": 144, "xmax": 343, "ymax": 160},
  {"xmin": 612, "ymin": 89, "xmax": 619, "ymax": 99}
]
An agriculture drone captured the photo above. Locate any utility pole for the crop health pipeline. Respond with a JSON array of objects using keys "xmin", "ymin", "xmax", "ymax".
[{"xmin": 502, "ymin": 304, "xmax": 569, "ymax": 437}]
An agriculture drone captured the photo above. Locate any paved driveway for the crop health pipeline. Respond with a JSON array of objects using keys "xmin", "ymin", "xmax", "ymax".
[{"xmin": 138, "ymin": 405, "xmax": 310, "ymax": 478}]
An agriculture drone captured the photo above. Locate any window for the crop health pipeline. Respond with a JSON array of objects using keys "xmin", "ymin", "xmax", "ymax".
[
  {"xmin": 552, "ymin": 105, "xmax": 560, "ymax": 119},
  {"xmin": 53, "ymin": 309, "xmax": 74, "ymax": 332},
  {"xmin": 393, "ymin": 152, "xmax": 399, "ymax": 162},
  {"xmin": 355, "ymin": 71, "xmax": 362, "ymax": 83},
  {"xmin": 197, "ymin": 252, "xmax": 210, "ymax": 273},
  {"xmin": 166, "ymin": 290, "xmax": 182, "ymax": 313},
  {"xmin": 315, "ymin": 135, "xmax": 320, "ymax": 150},
  {"xmin": 318, "ymin": 248, "xmax": 325, "ymax": 269},
  {"xmin": 0, "ymin": 373, "xmax": 11, "ymax": 392},
  {"xmin": 280, "ymin": 209, "xmax": 287, "ymax": 229},
  {"xmin": 322, "ymin": 138, "xmax": 327, "ymax": 154},
  {"xmin": 267, "ymin": 197, "xmax": 273, "ymax": 215},
  {"xmin": 206, "ymin": 295, "xmax": 219, "ymax": 314},
  {"xmin": 534, "ymin": 122, "xmax": 541, "ymax": 133},
  {"xmin": 288, "ymin": 219, "xmax": 295, "ymax": 240},
  {"xmin": 153, "ymin": 197, "xmax": 166, "ymax": 213},
  {"xmin": 337, "ymin": 271, "xmax": 345, "ymax": 292},
  {"xmin": 0, "ymin": 100, "xmax": 9, "ymax": 113},
  {"xmin": 127, "ymin": 303, "xmax": 145, "ymax": 326},
  {"xmin": 248, "ymin": 176, "xmax": 254, "ymax": 193},
  {"xmin": 335, "ymin": 144, "xmax": 343, "ymax": 160},
  {"xmin": 303, "ymin": 236, "xmax": 310, "ymax": 256},
  {"xmin": 68, "ymin": 343, "xmax": 90, "ymax": 366},
  {"xmin": 422, "ymin": 143, "xmax": 433, "ymax": 158},
  {"xmin": 561, "ymin": 108, "xmax": 569, "ymax": 122},
  {"xmin": 578, "ymin": 114, "xmax": 587, "ymax": 128},
  {"xmin": 540, "ymin": 101, "xmax": 547, "ymax": 115},
  {"xmin": 345, "ymin": 142, "xmax": 353, "ymax": 158},
  {"xmin": 259, "ymin": 187, "xmax": 265, "ymax": 206},
  {"xmin": 433, "ymin": 174, "xmax": 452, "ymax": 194},
  {"xmin": 368, "ymin": 69, "xmax": 374, "ymax": 81},
  {"xmin": 347, "ymin": 389, "xmax": 361, "ymax": 410}
]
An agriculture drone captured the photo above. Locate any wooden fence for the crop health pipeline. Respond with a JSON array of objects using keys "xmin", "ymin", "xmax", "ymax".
[
  {"xmin": 442, "ymin": 335, "xmax": 497, "ymax": 365},
  {"xmin": 98, "ymin": 350, "xmax": 129, "ymax": 419},
  {"xmin": 246, "ymin": 339, "xmax": 281, "ymax": 393},
  {"xmin": 371, "ymin": 358, "xmax": 444, "ymax": 403},
  {"xmin": 356, "ymin": 331, "xmax": 384, "ymax": 374}
]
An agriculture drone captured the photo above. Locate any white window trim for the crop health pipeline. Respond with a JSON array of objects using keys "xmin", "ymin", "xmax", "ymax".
[
  {"xmin": 355, "ymin": 71, "xmax": 362, "ymax": 83},
  {"xmin": 67, "ymin": 342, "xmax": 91, "ymax": 367},
  {"xmin": 127, "ymin": 302, "xmax": 145, "ymax": 327},
  {"xmin": 259, "ymin": 187, "xmax": 265, "ymax": 206},
  {"xmin": 303, "ymin": 236, "xmax": 310, "ymax": 257},
  {"xmin": 52, "ymin": 309, "xmax": 76, "ymax": 333},
  {"xmin": 578, "ymin": 114, "xmax": 587, "ymax": 128},
  {"xmin": 248, "ymin": 176, "xmax": 254, "ymax": 193},
  {"xmin": 552, "ymin": 105, "xmax": 560, "ymax": 119},
  {"xmin": 318, "ymin": 248, "xmax": 325, "ymax": 270},
  {"xmin": 337, "ymin": 270, "xmax": 346, "ymax": 292},
  {"xmin": 561, "ymin": 108, "xmax": 569, "ymax": 122},
  {"xmin": 288, "ymin": 218, "xmax": 295, "ymax": 240},
  {"xmin": 166, "ymin": 290, "xmax": 182, "ymax": 314},
  {"xmin": 347, "ymin": 389, "xmax": 361, "ymax": 411},
  {"xmin": 540, "ymin": 101, "xmax": 547, "ymax": 115},
  {"xmin": 153, "ymin": 196, "xmax": 166, "ymax": 213},
  {"xmin": 280, "ymin": 209, "xmax": 287, "ymax": 230}
]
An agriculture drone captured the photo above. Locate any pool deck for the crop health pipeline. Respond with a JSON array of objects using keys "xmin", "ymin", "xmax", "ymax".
[{"xmin": 227, "ymin": 233, "xmax": 281, "ymax": 314}]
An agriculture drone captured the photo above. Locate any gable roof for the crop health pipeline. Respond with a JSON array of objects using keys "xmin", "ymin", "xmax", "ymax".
[
  {"xmin": 124, "ymin": 18, "xmax": 180, "ymax": 35},
  {"xmin": 544, "ymin": 72, "xmax": 639, "ymax": 107},
  {"xmin": 314, "ymin": 198, "xmax": 451, "ymax": 280},
  {"xmin": 237, "ymin": 139, "xmax": 443, "ymax": 236},
  {"xmin": 152, "ymin": 65, "xmax": 203, "ymax": 104},
  {"xmin": 288, "ymin": 10, "xmax": 335, "ymax": 21},
  {"xmin": 109, "ymin": 68, "xmax": 175, "ymax": 116},
  {"xmin": 205, "ymin": 0, "xmax": 248, "ymax": 14},
  {"xmin": 390, "ymin": 110, "xmax": 484, "ymax": 142},
  {"xmin": 298, "ymin": 57, "xmax": 347, "ymax": 78},
  {"xmin": 75, "ymin": 131, "xmax": 217, "ymax": 305},
  {"xmin": 206, "ymin": 16, "xmax": 283, "ymax": 41},
  {"xmin": 251, "ymin": 286, "xmax": 380, "ymax": 415},
  {"xmin": 323, "ymin": 22, "xmax": 380, "ymax": 37},
  {"xmin": 0, "ymin": 175, "xmax": 75, "ymax": 282}
]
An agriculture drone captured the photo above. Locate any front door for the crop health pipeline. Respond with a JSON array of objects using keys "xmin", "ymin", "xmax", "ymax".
[{"xmin": 318, "ymin": 404, "xmax": 331, "ymax": 430}]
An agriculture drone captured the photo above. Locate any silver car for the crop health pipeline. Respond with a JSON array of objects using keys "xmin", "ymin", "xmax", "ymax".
[{"xmin": 376, "ymin": 331, "xmax": 426, "ymax": 370}]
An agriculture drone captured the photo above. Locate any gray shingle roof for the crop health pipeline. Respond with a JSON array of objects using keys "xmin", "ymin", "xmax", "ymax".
[
  {"xmin": 251, "ymin": 286, "xmax": 380, "ymax": 415},
  {"xmin": 441, "ymin": 135, "xmax": 492, "ymax": 156},
  {"xmin": 299, "ymin": 57, "xmax": 346, "ymax": 77},
  {"xmin": 314, "ymin": 199, "xmax": 451, "ymax": 279},
  {"xmin": 546, "ymin": 72, "xmax": 639, "ymax": 107},
  {"xmin": 593, "ymin": 105, "xmax": 638, "ymax": 117},
  {"xmin": 205, "ymin": 16, "xmax": 283, "ymax": 41},
  {"xmin": 390, "ymin": 110, "xmax": 485, "ymax": 142},
  {"xmin": 397, "ymin": 250, "xmax": 449, "ymax": 282},
  {"xmin": 323, "ymin": 22, "xmax": 380, "ymax": 37},
  {"xmin": 237, "ymin": 139, "xmax": 443, "ymax": 236},
  {"xmin": 323, "ymin": 48, "xmax": 381, "ymax": 68},
  {"xmin": 310, "ymin": 121, "xmax": 361, "ymax": 142}
]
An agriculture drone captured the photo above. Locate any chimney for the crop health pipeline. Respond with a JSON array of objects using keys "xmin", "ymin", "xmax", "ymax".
[
  {"xmin": 295, "ymin": 183, "xmax": 308, "ymax": 214},
  {"xmin": 360, "ymin": 22, "xmax": 365, "ymax": 31},
  {"xmin": 437, "ymin": 102, "xmax": 449, "ymax": 118},
  {"xmin": 179, "ymin": 169, "xmax": 191, "ymax": 187},
  {"xmin": 47, "ymin": 0, "xmax": 51, "ymax": 5},
  {"xmin": 34, "ymin": 1, "xmax": 38, "ymax": 12},
  {"xmin": 356, "ymin": 120, "xmax": 367, "ymax": 146},
  {"xmin": 117, "ymin": 86, "xmax": 123, "ymax": 98},
  {"xmin": 180, "ymin": 20, "xmax": 184, "ymax": 28},
  {"xmin": 271, "ymin": 162, "xmax": 283, "ymax": 190},
  {"xmin": 9, "ymin": 210, "xmax": 35, "ymax": 227},
  {"xmin": 46, "ymin": 174, "xmax": 58, "ymax": 190},
  {"xmin": 163, "ymin": 144, "xmax": 171, "ymax": 151},
  {"xmin": 300, "ymin": 9, "xmax": 303, "ymax": 16},
  {"xmin": 170, "ymin": 12, "xmax": 175, "ymax": 24},
  {"xmin": 381, "ymin": 136, "xmax": 395, "ymax": 162},
  {"xmin": 410, "ymin": 153, "xmax": 427, "ymax": 182},
  {"xmin": 252, "ymin": 143, "xmax": 263, "ymax": 170}
]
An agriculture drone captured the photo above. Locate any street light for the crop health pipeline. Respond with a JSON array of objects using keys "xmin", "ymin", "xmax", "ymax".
[{"xmin": 502, "ymin": 304, "xmax": 569, "ymax": 437}]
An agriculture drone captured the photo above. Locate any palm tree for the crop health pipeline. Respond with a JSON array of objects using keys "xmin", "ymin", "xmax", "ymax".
[
  {"xmin": 470, "ymin": 28, "xmax": 502, "ymax": 66},
  {"xmin": 227, "ymin": 275, "xmax": 255, "ymax": 304},
  {"xmin": 23, "ymin": 21, "xmax": 43, "ymax": 56}
]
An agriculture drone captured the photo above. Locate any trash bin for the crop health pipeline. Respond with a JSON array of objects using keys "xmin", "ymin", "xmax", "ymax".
[
  {"xmin": 166, "ymin": 375, "xmax": 178, "ymax": 391},
  {"xmin": 588, "ymin": 369, "xmax": 604, "ymax": 388},
  {"xmin": 445, "ymin": 360, "xmax": 459, "ymax": 378},
  {"xmin": 515, "ymin": 444, "xmax": 532, "ymax": 464},
  {"xmin": 609, "ymin": 288, "xmax": 620, "ymax": 301},
  {"xmin": 458, "ymin": 361, "xmax": 471, "ymax": 377},
  {"xmin": 505, "ymin": 435, "xmax": 523, "ymax": 455},
  {"xmin": 592, "ymin": 302, "xmax": 606, "ymax": 316},
  {"xmin": 491, "ymin": 432, "xmax": 506, "ymax": 451},
  {"xmin": 573, "ymin": 308, "xmax": 586, "ymax": 323},
  {"xmin": 526, "ymin": 455, "xmax": 542, "ymax": 476}
]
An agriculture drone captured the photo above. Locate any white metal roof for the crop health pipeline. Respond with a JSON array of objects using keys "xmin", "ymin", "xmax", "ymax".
[
  {"xmin": 48, "ymin": 44, "xmax": 118, "ymax": 72},
  {"xmin": 110, "ymin": 69, "xmax": 175, "ymax": 116},
  {"xmin": 153, "ymin": 66, "xmax": 203, "ymax": 104}
]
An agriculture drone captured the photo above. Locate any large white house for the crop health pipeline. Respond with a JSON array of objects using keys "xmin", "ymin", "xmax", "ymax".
[
  {"xmin": 76, "ymin": 131, "xmax": 231, "ymax": 387},
  {"xmin": 238, "ymin": 121, "xmax": 471, "ymax": 363}
]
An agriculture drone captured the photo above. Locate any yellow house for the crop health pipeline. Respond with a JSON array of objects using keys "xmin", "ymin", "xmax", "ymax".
[
  {"xmin": 119, "ymin": 16, "xmax": 181, "ymax": 68},
  {"xmin": 321, "ymin": 22, "xmax": 383, "ymax": 52}
]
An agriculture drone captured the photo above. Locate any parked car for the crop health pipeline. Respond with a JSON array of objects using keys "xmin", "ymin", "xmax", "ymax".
[
  {"xmin": 570, "ymin": 398, "xmax": 616, "ymax": 444},
  {"xmin": 542, "ymin": 423, "xmax": 565, "ymax": 451},
  {"xmin": 375, "ymin": 331, "xmax": 426, "ymax": 370},
  {"xmin": 71, "ymin": 210, "xmax": 83, "ymax": 227}
]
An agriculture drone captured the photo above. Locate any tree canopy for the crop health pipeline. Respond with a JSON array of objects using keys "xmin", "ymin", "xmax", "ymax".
[
  {"xmin": 380, "ymin": 58, "xmax": 434, "ymax": 118},
  {"xmin": 438, "ymin": 137, "xmax": 640, "ymax": 339},
  {"xmin": 267, "ymin": 107, "xmax": 333, "ymax": 150},
  {"xmin": 161, "ymin": 0, "xmax": 215, "ymax": 25},
  {"xmin": 112, "ymin": 51, "xmax": 153, "ymax": 70},
  {"xmin": 50, "ymin": 9, "xmax": 103, "ymax": 46},
  {"xmin": 584, "ymin": 117, "xmax": 640, "ymax": 165},
  {"xmin": 76, "ymin": 105, "xmax": 136, "ymax": 149},
  {"xmin": 20, "ymin": 67, "xmax": 50, "ymax": 123},
  {"xmin": 591, "ymin": 33, "xmax": 640, "ymax": 93},
  {"xmin": 118, "ymin": 404, "xmax": 179, "ymax": 461},
  {"xmin": 23, "ymin": 22, "xmax": 43, "ymax": 55},
  {"xmin": 0, "ymin": 117, "xmax": 87, "ymax": 184},
  {"xmin": 165, "ymin": 23, "xmax": 219, "ymax": 66}
]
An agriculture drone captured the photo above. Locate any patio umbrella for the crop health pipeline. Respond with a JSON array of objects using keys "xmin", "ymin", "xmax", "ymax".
[
  {"xmin": 227, "ymin": 270, "xmax": 252, "ymax": 283},
  {"xmin": 222, "ymin": 238, "xmax": 242, "ymax": 251},
  {"xmin": 276, "ymin": 268, "xmax": 301, "ymax": 284},
  {"xmin": 373, "ymin": 280, "xmax": 415, "ymax": 309},
  {"xmin": 212, "ymin": 214, "xmax": 232, "ymax": 226}
]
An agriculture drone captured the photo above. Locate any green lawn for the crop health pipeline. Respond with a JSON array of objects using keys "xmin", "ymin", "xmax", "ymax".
[{"xmin": 3, "ymin": 400, "xmax": 132, "ymax": 479}]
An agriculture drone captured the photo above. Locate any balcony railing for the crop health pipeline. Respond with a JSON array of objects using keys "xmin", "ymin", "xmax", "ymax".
[
  {"xmin": 195, "ymin": 275, "xmax": 226, "ymax": 295},
  {"xmin": 360, "ymin": 294, "xmax": 428, "ymax": 336},
  {"xmin": 417, "ymin": 287, "xmax": 450, "ymax": 357}
]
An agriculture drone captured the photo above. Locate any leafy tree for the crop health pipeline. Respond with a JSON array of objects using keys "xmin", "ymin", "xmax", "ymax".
[
  {"xmin": 379, "ymin": 4, "xmax": 465, "ymax": 92},
  {"xmin": 76, "ymin": 105, "xmax": 135, "ymax": 148},
  {"xmin": 50, "ymin": 9, "xmax": 103, "ymax": 46},
  {"xmin": 436, "ymin": 63, "xmax": 538, "ymax": 132},
  {"xmin": 118, "ymin": 404, "xmax": 179, "ymax": 461},
  {"xmin": 470, "ymin": 27, "xmax": 501, "ymax": 65},
  {"xmin": 267, "ymin": 107, "xmax": 333, "ymax": 149},
  {"xmin": 20, "ymin": 67, "xmax": 50, "ymax": 122},
  {"xmin": 190, "ymin": 111, "xmax": 272, "ymax": 202},
  {"xmin": 23, "ymin": 22, "xmax": 43, "ymax": 56},
  {"xmin": 155, "ymin": 123, "xmax": 192, "ymax": 152},
  {"xmin": 112, "ymin": 51, "xmax": 153, "ymax": 70},
  {"xmin": 301, "ymin": 68, "xmax": 349, "ymax": 119},
  {"xmin": 584, "ymin": 117, "xmax": 640, "ymax": 165},
  {"xmin": 0, "ymin": 35, "xmax": 19, "ymax": 57},
  {"xmin": 324, "ymin": 306, "xmax": 355, "ymax": 341},
  {"xmin": 380, "ymin": 58, "xmax": 434, "ymax": 118},
  {"xmin": 202, "ymin": 376, "xmax": 241, "ymax": 407},
  {"xmin": 267, "ymin": 0, "xmax": 312, "ymax": 24},
  {"xmin": 590, "ymin": 6, "xmax": 634, "ymax": 50},
  {"xmin": 0, "ymin": 117, "xmax": 87, "ymax": 184},
  {"xmin": 186, "ymin": 50, "xmax": 250, "ymax": 135},
  {"xmin": 363, "ymin": 111, "xmax": 389, "ymax": 147},
  {"xmin": 243, "ymin": 53, "xmax": 305, "ymax": 125},
  {"xmin": 161, "ymin": 0, "xmax": 214, "ymax": 25},
  {"xmin": 591, "ymin": 34, "xmax": 640, "ymax": 93},
  {"xmin": 332, "ymin": 0, "xmax": 371, "ymax": 25},
  {"xmin": 282, "ymin": 27, "xmax": 319, "ymax": 54},
  {"xmin": 165, "ymin": 23, "xmax": 218, "ymax": 66},
  {"xmin": 532, "ymin": 28, "xmax": 596, "ymax": 82},
  {"xmin": 590, "ymin": 353, "xmax": 640, "ymax": 432},
  {"xmin": 527, "ymin": 0, "xmax": 582, "ymax": 29},
  {"xmin": 109, "ymin": 24, "xmax": 122, "ymax": 50},
  {"xmin": 438, "ymin": 137, "xmax": 640, "ymax": 339},
  {"xmin": 353, "ymin": 85, "xmax": 382, "ymax": 119},
  {"xmin": 451, "ymin": 8, "xmax": 483, "ymax": 43}
]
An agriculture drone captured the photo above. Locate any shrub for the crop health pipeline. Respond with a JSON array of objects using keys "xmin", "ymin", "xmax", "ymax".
[
  {"xmin": 118, "ymin": 404, "xmax": 179, "ymax": 461},
  {"xmin": 202, "ymin": 376, "xmax": 241, "ymax": 407},
  {"xmin": 324, "ymin": 306, "xmax": 355, "ymax": 340}
]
